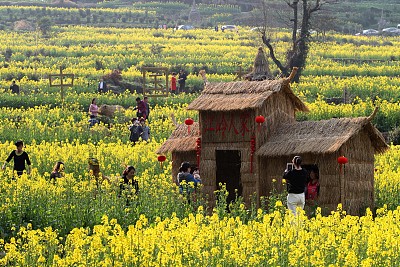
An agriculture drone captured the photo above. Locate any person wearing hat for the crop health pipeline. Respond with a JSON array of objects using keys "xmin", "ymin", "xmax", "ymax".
[
  {"xmin": 2, "ymin": 140, "xmax": 31, "ymax": 176},
  {"xmin": 88, "ymin": 157, "xmax": 110, "ymax": 185},
  {"xmin": 283, "ymin": 155, "xmax": 308, "ymax": 216}
]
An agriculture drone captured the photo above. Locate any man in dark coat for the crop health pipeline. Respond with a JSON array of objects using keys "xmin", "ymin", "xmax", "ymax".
[
  {"xmin": 10, "ymin": 81, "xmax": 19, "ymax": 94},
  {"xmin": 178, "ymin": 69, "xmax": 187, "ymax": 93}
]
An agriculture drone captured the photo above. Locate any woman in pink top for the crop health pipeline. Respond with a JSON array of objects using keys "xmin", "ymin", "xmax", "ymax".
[{"xmin": 89, "ymin": 98, "xmax": 99, "ymax": 118}]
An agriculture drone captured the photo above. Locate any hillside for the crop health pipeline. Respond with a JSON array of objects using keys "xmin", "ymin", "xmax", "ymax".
[{"xmin": 0, "ymin": 0, "xmax": 399, "ymax": 33}]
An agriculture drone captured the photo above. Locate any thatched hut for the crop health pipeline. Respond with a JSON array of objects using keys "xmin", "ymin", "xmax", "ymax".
[
  {"xmin": 256, "ymin": 112, "xmax": 388, "ymax": 215},
  {"xmin": 158, "ymin": 70, "xmax": 388, "ymax": 214}
]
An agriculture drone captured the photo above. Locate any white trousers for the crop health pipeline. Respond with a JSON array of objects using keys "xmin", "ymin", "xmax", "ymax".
[{"xmin": 287, "ymin": 193, "xmax": 305, "ymax": 216}]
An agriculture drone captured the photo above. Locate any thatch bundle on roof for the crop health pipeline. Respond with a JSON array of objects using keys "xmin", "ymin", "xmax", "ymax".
[{"xmin": 244, "ymin": 46, "xmax": 274, "ymax": 81}]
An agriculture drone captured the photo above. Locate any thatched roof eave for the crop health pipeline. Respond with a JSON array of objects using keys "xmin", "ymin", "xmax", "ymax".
[
  {"xmin": 156, "ymin": 122, "xmax": 200, "ymax": 154},
  {"xmin": 256, "ymin": 117, "xmax": 388, "ymax": 157}
]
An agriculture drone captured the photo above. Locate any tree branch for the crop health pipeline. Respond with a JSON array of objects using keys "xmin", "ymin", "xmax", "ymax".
[
  {"xmin": 310, "ymin": 0, "xmax": 322, "ymax": 13},
  {"xmin": 262, "ymin": 34, "xmax": 289, "ymax": 76}
]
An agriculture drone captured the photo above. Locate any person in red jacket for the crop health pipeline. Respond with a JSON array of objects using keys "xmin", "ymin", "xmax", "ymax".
[
  {"xmin": 170, "ymin": 72, "xmax": 177, "ymax": 94},
  {"xmin": 134, "ymin": 97, "xmax": 147, "ymax": 119}
]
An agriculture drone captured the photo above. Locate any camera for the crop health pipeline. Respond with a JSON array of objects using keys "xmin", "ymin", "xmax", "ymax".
[{"xmin": 286, "ymin": 163, "xmax": 293, "ymax": 171}]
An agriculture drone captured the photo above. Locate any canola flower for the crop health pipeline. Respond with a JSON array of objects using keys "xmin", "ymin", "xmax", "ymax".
[{"xmin": 0, "ymin": 207, "xmax": 400, "ymax": 266}]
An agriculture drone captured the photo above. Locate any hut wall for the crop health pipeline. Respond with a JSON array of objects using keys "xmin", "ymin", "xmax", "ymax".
[
  {"xmin": 201, "ymin": 142, "xmax": 257, "ymax": 205},
  {"xmin": 317, "ymin": 153, "xmax": 341, "ymax": 214},
  {"xmin": 255, "ymin": 92, "xmax": 297, "ymax": 202},
  {"xmin": 200, "ymin": 110, "xmax": 256, "ymax": 143},
  {"xmin": 340, "ymin": 131, "xmax": 375, "ymax": 215},
  {"xmin": 256, "ymin": 93, "xmax": 297, "ymax": 148}
]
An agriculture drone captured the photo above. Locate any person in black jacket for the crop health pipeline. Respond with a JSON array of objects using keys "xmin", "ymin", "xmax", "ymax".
[
  {"xmin": 283, "ymin": 155, "xmax": 308, "ymax": 216},
  {"xmin": 178, "ymin": 69, "xmax": 187, "ymax": 93},
  {"xmin": 2, "ymin": 140, "xmax": 31, "ymax": 176},
  {"xmin": 119, "ymin": 165, "xmax": 139, "ymax": 206},
  {"xmin": 10, "ymin": 81, "xmax": 20, "ymax": 94}
]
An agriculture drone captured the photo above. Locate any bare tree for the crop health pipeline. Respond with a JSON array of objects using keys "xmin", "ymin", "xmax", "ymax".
[{"xmin": 259, "ymin": 0, "xmax": 329, "ymax": 82}]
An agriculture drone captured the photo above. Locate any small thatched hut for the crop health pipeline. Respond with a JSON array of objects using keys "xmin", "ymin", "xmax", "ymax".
[
  {"xmin": 256, "ymin": 112, "xmax": 388, "ymax": 214},
  {"xmin": 156, "ymin": 122, "xmax": 200, "ymax": 183}
]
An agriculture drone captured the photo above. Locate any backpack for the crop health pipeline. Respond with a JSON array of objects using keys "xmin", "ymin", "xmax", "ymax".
[{"xmin": 178, "ymin": 172, "xmax": 187, "ymax": 184}]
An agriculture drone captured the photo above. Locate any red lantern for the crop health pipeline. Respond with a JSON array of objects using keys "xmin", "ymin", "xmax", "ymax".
[
  {"xmin": 255, "ymin": 115, "xmax": 265, "ymax": 124},
  {"xmin": 337, "ymin": 156, "xmax": 348, "ymax": 164},
  {"xmin": 157, "ymin": 155, "xmax": 166, "ymax": 169},
  {"xmin": 157, "ymin": 155, "xmax": 166, "ymax": 162},
  {"xmin": 255, "ymin": 115, "xmax": 265, "ymax": 131},
  {"xmin": 185, "ymin": 118, "xmax": 194, "ymax": 134},
  {"xmin": 337, "ymin": 156, "xmax": 348, "ymax": 173}
]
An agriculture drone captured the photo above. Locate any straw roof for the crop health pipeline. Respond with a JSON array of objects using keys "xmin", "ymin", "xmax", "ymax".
[
  {"xmin": 256, "ymin": 117, "xmax": 388, "ymax": 157},
  {"xmin": 244, "ymin": 46, "xmax": 273, "ymax": 81},
  {"xmin": 156, "ymin": 122, "xmax": 200, "ymax": 154},
  {"xmin": 187, "ymin": 77, "xmax": 308, "ymax": 112}
]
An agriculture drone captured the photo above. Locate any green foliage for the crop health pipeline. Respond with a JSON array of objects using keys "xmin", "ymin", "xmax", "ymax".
[{"xmin": 37, "ymin": 16, "xmax": 52, "ymax": 36}]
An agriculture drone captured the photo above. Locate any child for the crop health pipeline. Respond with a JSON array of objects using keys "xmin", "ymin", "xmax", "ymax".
[
  {"xmin": 140, "ymin": 118, "xmax": 150, "ymax": 142},
  {"xmin": 129, "ymin": 118, "xmax": 143, "ymax": 144},
  {"xmin": 306, "ymin": 169, "xmax": 320, "ymax": 204},
  {"xmin": 170, "ymin": 72, "xmax": 177, "ymax": 94},
  {"xmin": 191, "ymin": 167, "xmax": 201, "ymax": 184}
]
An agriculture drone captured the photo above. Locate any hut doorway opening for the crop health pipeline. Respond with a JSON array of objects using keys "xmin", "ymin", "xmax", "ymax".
[
  {"xmin": 216, "ymin": 150, "xmax": 242, "ymax": 205},
  {"xmin": 302, "ymin": 164, "xmax": 319, "ymax": 178}
]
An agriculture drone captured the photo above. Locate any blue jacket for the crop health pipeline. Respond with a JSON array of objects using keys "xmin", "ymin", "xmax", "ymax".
[{"xmin": 178, "ymin": 172, "xmax": 197, "ymax": 194}]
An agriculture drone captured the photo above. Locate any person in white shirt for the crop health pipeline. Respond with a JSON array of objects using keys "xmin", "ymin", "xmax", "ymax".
[{"xmin": 98, "ymin": 79, "xmax": 107, "ymax": 93}]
